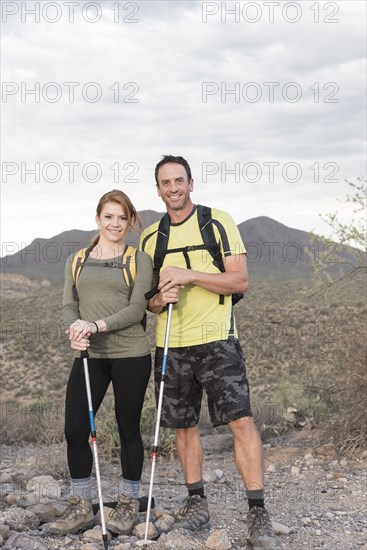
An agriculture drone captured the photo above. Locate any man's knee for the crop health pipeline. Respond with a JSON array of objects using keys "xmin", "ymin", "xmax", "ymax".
[
  {"xmin": 229, "ymin": 416, "xmax": 258, "ymax": 437},
  {"xmin": 176, "ymin": 425, "xmax": 199, "ymax": 442}
]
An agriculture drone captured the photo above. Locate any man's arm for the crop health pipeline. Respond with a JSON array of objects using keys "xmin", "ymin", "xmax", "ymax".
[{"xmin": 157, "ymin": 254, "xmax": 249, "ymax": 295}]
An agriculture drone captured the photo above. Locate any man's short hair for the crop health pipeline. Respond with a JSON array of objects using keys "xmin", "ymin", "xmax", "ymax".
[{"xmin": 154, "ymin": 155, "xmax": 192, "ymax": 185}]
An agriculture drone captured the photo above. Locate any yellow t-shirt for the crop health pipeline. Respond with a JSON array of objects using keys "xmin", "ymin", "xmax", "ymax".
[{"xmin": 140, "ymin": 206, "xmax": 246, "ymax": 348}]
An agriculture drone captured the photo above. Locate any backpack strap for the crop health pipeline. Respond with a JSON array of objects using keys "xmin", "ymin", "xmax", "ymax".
[
  {"xmin": 197, "ymin": 205, "xmax": 244, "ymax": 312},
  {"xmin": 197, "ymin": 205, "xmax": 225, "ymax": 305},
  {"xmin": 153, "ymin": 213, "xmax": 170, "ymax": 274},
  {"xmin": 121, "ymin": 245, "xmax": 137, "ymax": 288},
  {"xmin": 197, "ymin": 205, "xmax": 225, "ymax": 273},
  {"xmin": 71, "ymin": 245, "xmax": 94, "ymax": 300}
]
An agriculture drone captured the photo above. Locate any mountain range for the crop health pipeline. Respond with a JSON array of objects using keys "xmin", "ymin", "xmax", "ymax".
[{"xmin": 0, "ymin": 211, "xmax": 353, "ymax": 281}]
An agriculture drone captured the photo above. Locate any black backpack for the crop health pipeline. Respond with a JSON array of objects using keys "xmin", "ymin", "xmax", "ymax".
[{"xmin": 142, "ymin": 205, "xmax": 243, "ymax": 306}]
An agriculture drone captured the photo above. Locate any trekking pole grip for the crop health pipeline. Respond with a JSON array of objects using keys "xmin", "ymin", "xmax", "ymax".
[{"xmin": 81, "ymin": 350, "xmax": 89, "ymax": 359}]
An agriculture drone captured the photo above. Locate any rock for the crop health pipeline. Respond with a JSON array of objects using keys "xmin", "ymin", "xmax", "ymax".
[
  {"xmin": 302, "ymin": 517, "xmax": 312, "ymax": 526},
  {"xmin": 27, "ymin": 500, "xmax": 68, "ymax": 523},
  {"xmin": 324, "ymin": 512, "xmax": 335, "ymax": 521},
  {"xmin": 166, "ymin": 469, "xmax": 177, "ymax": 479},
  {"xmin": 139, "ymin": 511, "xmax": 157, "ymax": 524},
  {"xmin": 170, "ymin": 491, "xmax": 187, "ymax": 504},
  {"xmin": 25, "ymin": 475, "xmax": 61, "ymax": 502},
  {"xmin": 135, "ymin": 541, "xmax": 157, "ymax": 547},
  {"xmin": 4, "ymin": 493, "xmax": 23, "ymax": 506},
  {"xmin": 304, "ymin": 453, "xmax": 313, "ymax": 460},
  {"xmin": 272, "ymin": 521, "xmax": 292, "ymax": 535},
  {"xmin": 315, "ymin": 529, "xmax": 322, "ymax": 536},
  {"xmin": 0, "ymin": 523, "xmax": 10, "ymax": 539},
  {"xmin": 132, "ymin": 521, "xmax": 158, "ymax": 540},
  {"xmin": 0, "ymin": 507, "xmax": 40, "ymax": 530},
  {"xmin": 335, "ymin": 471, "xmax": 344, "ymax": 479},
  {"xmin": 205, "ymin": 528, "xmax": 231, "ymax": 549},
  {"xmin": 155, "ymin": 513, "xmax": 175, "ymax": 533},
  {"xmin": 161, "ymin": 528, "xmax": 206, "ymax": 549},
  {"xmin": 83, "ymin": 525, "xmax": 112, "ymax": 543},
  {"xmin": 291, "ymin": 466, "xmax": 299, "ymax": 475},
  {"xmin": 0, "ymin": 472, "xmax": 13, "ymax": 483},
  {"xmin": 266, "ymin": 464, "xmax": 276, "ymax": 473},
  {"xmin": 214, "ymin": 469, "xmax": 224, "ymax": 480},
  {"xmin": 80, "ymin": 544, "xmax": 100, "ymax": 550},
  {"xmin": 203, "ymin": 471, "xmax": 217, "ymax": 483},
  {"xmin": 1, "ymin": 483, "xmax": 16, "ymax": 494},
  {"xmin": 3, "ymin": 532, "xmax": 49, "ymax": 550}
]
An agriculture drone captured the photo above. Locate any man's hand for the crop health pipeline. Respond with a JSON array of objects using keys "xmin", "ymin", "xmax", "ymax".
[
  {"xmin": 148, "ymin": 284, "xmax": 180, "ymax": 313},
  {"xmin": 158, "ymin": 267, "xmax": 192, "ymax": 292}
]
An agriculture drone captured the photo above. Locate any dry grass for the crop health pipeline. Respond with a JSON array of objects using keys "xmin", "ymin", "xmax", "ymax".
[{"xmin": 1, "ymin": 275, "xmax": 366, "ymax": 456}]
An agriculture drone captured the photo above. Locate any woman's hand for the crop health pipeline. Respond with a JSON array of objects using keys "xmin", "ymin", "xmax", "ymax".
[
  {"xmin": 66, "ymin": 319, "xmax": 98, "ymax": 341},
  {"xmin": 70, "ymin": 336, "xmax": 90, "ymax": 351}
]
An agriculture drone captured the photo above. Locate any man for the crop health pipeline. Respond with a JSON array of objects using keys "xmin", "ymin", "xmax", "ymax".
[{"xmin": 140, "ymin": 155, "xmax": 280, "ymax": 549}]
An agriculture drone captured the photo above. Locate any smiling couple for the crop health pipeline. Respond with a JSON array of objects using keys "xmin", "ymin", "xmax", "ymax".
[{"xmin": 49, "ymin": 155, "xmax": 280, "ymax": 550}]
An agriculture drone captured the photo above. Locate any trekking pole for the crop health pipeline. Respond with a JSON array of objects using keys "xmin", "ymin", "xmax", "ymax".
[
  {"xmin": 81, "ymin": 350, "xmax": 109, "ymax": 550},
  {"xmin": 144, "ymin": 302, "xmax": 174, "ymax": 544}
]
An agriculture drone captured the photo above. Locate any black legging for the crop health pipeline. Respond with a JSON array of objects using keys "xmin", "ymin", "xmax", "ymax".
[{"xmin": 64, "ymin": 355, "xmax": 151, "ymax": 481}]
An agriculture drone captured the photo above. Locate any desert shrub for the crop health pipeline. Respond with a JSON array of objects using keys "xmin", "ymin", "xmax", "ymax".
[
  {"xmin": 304, "ymin": 332, "xmax": 366, "ymax": 453},
  {"xmin": 304, "ymin": 178, "xmax": 367, "ymax": 453},
  {"xmin": 0, "ymin": 385, "xmax": 176, "ymax": 461},
  {"xmin": 0, "ymin": 400, "xmax": 64, "ymax": 445}
]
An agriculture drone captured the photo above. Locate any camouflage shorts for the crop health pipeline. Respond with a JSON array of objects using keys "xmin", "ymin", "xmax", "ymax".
[{"xmin": 154, "ymin": 338, "xmax": 252, "ymax": 428}]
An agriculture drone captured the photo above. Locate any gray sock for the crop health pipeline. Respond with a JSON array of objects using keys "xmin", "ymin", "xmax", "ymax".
[
  {"xmin": 246, "ymin": 488, "xmax": 265, "ymax": 500},
  {"xmin": 71, "ymin": 476, "xmax": 92, "ymax": 500},
  {"xmin": 119, "ymin": 478, "xmax": 141, "ymax": 500}
]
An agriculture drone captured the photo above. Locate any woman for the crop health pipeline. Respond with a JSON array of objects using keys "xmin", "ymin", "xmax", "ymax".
[{"xmin": 49, "ymin": 190, "xmax": 152, "ymax": 536}]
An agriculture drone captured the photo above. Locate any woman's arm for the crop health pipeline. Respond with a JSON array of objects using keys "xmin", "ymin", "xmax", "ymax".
[{"xmin": 63, "ymin": 254, "xmax": 81, "ymax": 328}]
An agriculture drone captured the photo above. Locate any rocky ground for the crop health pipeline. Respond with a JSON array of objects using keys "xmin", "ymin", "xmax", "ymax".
[{"xmin": 1, "ymin": 428, "xmax": 366, "ymax": 550}]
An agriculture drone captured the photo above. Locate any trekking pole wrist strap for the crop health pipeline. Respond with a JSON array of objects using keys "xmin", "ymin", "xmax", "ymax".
[{"xmin": 145, "ymin": 287, "xmax": 159, "ymax": 300}]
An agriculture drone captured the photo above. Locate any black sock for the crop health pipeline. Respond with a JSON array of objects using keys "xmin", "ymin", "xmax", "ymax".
[
  {"xmin": 248, "ymin": 498, "xmax": 265, "ymax": 509},
  {"xmin": 186, "ymin": 480, "xmax": 205, "ymax": 498}
]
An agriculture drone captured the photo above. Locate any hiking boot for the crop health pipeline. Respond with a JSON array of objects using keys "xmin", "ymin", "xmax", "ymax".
[
  {"xmin": 106, "ymin": 495, "xmax": 140, "ymax": 535},
  {"xmin": 172, "ymin": 495, "xmax": 211, "ymax": 532},
  {"xmin": 247, "ymin": 506, "xmax": 281, "ymax": 549},
  {"xmin": 48, "ymin": 496, "xmax": 94, "ymax": 534}
]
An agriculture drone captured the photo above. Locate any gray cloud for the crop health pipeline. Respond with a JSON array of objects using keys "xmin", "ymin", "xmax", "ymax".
[{"xmin": 1, "ymin": 0, "xmax": 366, "ymax": 249}]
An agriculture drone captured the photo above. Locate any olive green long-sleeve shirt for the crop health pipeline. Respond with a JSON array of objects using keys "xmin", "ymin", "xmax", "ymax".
[{"xmin": 63, "ymin": 250, "xmax": 152, "ymax": 358}]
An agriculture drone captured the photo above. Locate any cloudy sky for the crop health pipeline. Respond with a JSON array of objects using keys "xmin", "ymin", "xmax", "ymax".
[{"xmin": 1, "ymin": 0, "xmax": 366, "ymax": 254}]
